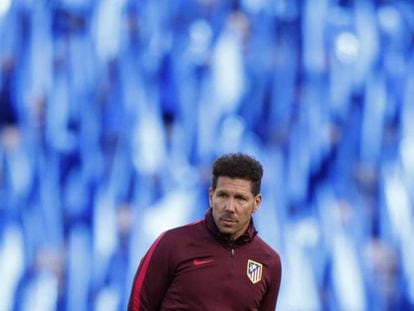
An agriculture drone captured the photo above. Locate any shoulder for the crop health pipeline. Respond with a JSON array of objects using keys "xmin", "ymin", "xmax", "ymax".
[
  {"xmin": 156, "ymin": 219, "xmax": 205, "ymax": 244},
  {"xmin": 167, "ymin": 219, "xmax": 204, "ymax": 235},
  {"xmin": 145, "ymin": 220, "xmax": 204, "ymax": 260}
]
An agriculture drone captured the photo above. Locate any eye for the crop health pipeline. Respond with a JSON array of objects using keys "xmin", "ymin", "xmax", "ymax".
[
  {"xmin": 236, "ymin": 196, "xmax": 247, "ymax": 202},
  {"xmin": 217, "ymin": 192, "xmax": 227, "ymax": 198}
]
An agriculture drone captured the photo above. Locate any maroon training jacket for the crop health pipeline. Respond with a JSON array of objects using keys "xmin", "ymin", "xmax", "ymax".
[{"xmin": 128, "ymin": 209, "xmax": 282, "ymax": 310}]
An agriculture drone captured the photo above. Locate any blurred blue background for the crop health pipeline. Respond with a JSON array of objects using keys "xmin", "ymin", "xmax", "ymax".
[{"xmin": 1, "ymin": 0, "xmax": 414, "ymax": 310}]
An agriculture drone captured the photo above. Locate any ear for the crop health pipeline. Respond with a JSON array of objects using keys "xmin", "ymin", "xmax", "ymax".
[
  {"xmin": 253, "ymin": 194, "xmax": 262, "ymax": 213},
  {"xmin": 208, "ymin": 187, "xmax": 213, "ymax": 207}
]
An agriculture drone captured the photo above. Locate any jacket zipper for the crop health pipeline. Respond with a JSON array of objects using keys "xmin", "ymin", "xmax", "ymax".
[{"xmin": 230, "ymin": 247, "xmax": 235, "ymax": 271}]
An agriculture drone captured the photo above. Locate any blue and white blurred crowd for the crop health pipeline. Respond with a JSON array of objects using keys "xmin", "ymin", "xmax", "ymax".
[{"xmin": 1, "ymin": 0, "xmax": 414, "ymax": 310}]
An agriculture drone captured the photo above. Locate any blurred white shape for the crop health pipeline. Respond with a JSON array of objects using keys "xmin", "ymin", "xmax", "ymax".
[
  {"xmin": 95, "ymin": 285, "xmax": 119, "ymax": 311},
  {"xmin": 383, "ymin": 169, "xmax": 411, "ymax": 240},
  {"xmin": 401, "ymin": 71, "xmax": 414, "ymax": 138},
  {"xmin": 93, "ymin": 192, "xmax": 118, "ymax": 263},
  {"xmin": 270, "ymin": 0, "xmax": 298, "ymax": 19},
  {"xmin": 335, "ymin": 32, "xmax": 360, "ymax": 63},
  {"xmin": 170, "ymin": 161, "xmax": 199, "ymax": 189},
  {"xmin": 242, "ymin": 0, "xmax": 265, "ymax": 13},
  {"xmin": 59, "ymin": 0, "xmax": 92, "ymax": 9},
  {"xmin": 142, "ymin": 188, "xmax": 198, "ymax": 242},
  {"xmin": 189, "ymin": 19, "xmax": 212, "ymax": 59},
  {"xmin": 64, "ymin": 169, "xmax": 87, "ymax": 217},
  {"xmin": 303, "ymin": 0, "xmax": 328, "ymax": 73},
  {"xmin": 94, "ymin": 0, "xmax": 126, "ymax": 62},
  {"xmin": 29, "ymin": 1, "xmax": 53, "ymax": 99},
  {"xmin": 8, "ymin": 148, "xmax": 32, "ymax": 198},
  {"xmin": 353, "ymin": 1, "xmax": 379, "ymax": 85},
  {"xmin": 0, "ymin": 0, "xmax": 11, "ymax": 17},
  {"xmin": 383, "ymin": 166, "xmax": 414, "ymax": 300},
  {"xmin": 401, "ymin": 224, "xmax": 414, "ymax": 304},
  {"xmin": 316, "ymin": 190, "xmax": 368, "ymax": 309},
  {"xmin": 377, "ymin": 5, "xmax": 401, "ymax": 34},
  {"xmin": 66, "ymin": 225, "xmax": 92, "ymax": 311},
  {"xmin": 197, "ymin": 18, "xmax": 246, "ymax": 160},
  {"xmin": 294, "ymin": 217, "xmax": 320, "ymax": 248},
  {"xmin": 47, "ymin": 74, "xmax": 77, "ymax": 152},
  {"xmin": 218, "ymin": 114, "xmax": 246, "ymax": 153},
  {"xmin": 132, "ymin": 112, "xmax": 166, "ymax": 175},
  {"xmin": 286, "ymin": 126, "xmax": 311, "ymax": 203},
  {"xmin": 400, "ymin": 136, "xmax": 414, "ymax": 181},
  {"xmin": 0, "ymin": 224, "xmax": 24, "ymax": 311},
  {"xmin": 145, "ymin": 1, "xmax": 171, "ymax": 59},
  {"xmin": 332, "ymin": 233, "xmax": 366, "ymax": 311},
  {"xmin": 360, "ymin": 73, "xmax": 386, "ymax": 164},
  {"xmin": 315, "ymin": 185, "xmax": 339, "ymax": 248},
  {"xmin": 281, "ymin": 226, "xmax": 321, "ymax": 311},
  {"xmin": 327, "ymin": 6, "xmax": 352, "ymax": 27},
  {"xmin": 22, "ymin": 272, "xmax": 58, "ymax": 311},
  {"xmin": 254, "ymin": 202, "xmax": 282, "ymax": 252},
  {"xmin": 211, "ymin": 26, "xmax": 245, "ymax": 112}
]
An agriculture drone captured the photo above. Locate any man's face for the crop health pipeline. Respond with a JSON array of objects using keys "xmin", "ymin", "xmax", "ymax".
[{"xmin": 209, "ymin": 176, "xmax": 261, "ymax": 241}]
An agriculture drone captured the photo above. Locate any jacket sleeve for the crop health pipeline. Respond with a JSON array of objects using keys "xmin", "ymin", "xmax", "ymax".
[
  {"xmin": 259, "ymin": 254, "xmax": 282, "ymax": 311},
  {"xmin": 128, "ymin": 232, "xmax": 175, "ymax": 311}
]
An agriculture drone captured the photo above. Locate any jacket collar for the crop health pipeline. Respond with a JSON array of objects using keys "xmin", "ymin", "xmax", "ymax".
[{"xmin": 204, "ymin": 208, "xmax": 257, "ymax": 247}]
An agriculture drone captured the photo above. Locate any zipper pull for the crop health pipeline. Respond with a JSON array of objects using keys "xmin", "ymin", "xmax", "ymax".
[{"xmin": 231, "ymin": 249, "xmax": 235, "ymax": 256}]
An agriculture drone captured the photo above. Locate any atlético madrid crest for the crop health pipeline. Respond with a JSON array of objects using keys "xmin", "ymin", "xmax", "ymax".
[{"xmin": 247, "ymin": 259, "xmax": 263, "ymax": 284}]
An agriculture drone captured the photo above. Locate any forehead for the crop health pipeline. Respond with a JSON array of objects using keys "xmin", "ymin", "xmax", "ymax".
[{"xmin": 214, "ymin": 176, "xmax": 253, "ymax": 194}]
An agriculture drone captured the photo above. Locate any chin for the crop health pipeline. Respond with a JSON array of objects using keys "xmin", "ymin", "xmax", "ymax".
[{"xmin": 219, "ymin": 227, "xmax": 235, "ymax": 236}]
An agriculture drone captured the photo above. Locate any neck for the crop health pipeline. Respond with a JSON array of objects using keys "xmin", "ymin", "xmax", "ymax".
[{"xmin": 204, "ymin": 209, "xmax": 257, "ymax": 246}]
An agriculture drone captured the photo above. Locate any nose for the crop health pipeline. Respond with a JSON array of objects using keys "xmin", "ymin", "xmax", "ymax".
[{"xmin": 224, "ymin": 198, "xmax": 236, "ymax": 213}]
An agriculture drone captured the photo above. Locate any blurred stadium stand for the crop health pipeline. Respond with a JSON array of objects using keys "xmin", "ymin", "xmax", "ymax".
[{"xmin": 1, "ymin": 0, "xmax": 414, "ymax": 310}]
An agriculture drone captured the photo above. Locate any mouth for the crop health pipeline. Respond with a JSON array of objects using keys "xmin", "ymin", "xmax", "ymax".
[{"xmin": 220, "ymin": 218, "xmax": 237, "ymax": 225}]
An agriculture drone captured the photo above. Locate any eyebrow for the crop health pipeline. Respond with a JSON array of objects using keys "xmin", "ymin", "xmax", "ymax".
[{"xmin": 215, "ymin": 189, "xmax": 249, "ymax": 198}]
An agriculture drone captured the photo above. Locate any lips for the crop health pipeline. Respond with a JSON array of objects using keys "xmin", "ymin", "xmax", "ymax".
[{"xmin": 221, "ymin": 218, "xmax": 237, "ymax": 224}]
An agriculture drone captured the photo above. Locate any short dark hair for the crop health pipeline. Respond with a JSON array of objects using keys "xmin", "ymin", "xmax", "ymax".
[{"xmin": 211, "ymin": 153, "xmax": 263, "ymax": 196}]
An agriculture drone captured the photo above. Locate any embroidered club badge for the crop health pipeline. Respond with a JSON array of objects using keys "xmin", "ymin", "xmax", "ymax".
[{"xmin": 247, "ymin": 259, "xmax": 263, "ymax": 284}]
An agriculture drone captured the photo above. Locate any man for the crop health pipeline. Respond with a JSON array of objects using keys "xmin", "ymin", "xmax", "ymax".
[{"xmin": 128, "ymin": 153, "xmax": 282, "ymax": 310}]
